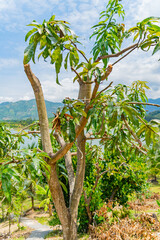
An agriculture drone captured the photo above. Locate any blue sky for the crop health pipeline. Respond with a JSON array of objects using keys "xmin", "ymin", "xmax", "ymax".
[{"xmin": 0, "ymin": 0, "xmax": 160, "ymax": 103}]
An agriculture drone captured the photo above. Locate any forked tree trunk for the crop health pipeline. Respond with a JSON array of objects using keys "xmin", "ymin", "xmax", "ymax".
[{"xmin": 24, "ymin": 64, "xmax": 96, "ymax": 240}]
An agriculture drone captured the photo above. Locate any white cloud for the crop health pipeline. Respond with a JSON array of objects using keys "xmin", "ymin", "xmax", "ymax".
[
  {"xmin": 0, "ymin": 58, "xmax": 20, "ymax": 69},
  {"xmin": 109, "ymin": 49, "xmax": 160, "ymax": 97},
  {"xmin": 41, "ymin": 77, "xmax": 79, "ymax": 102},
  {"xmin": 0, "ymin": 96, "xmax": 14, "ymax": 103},
  {"xmin": 126, "ymin": 0, "xmax": 160, "ymax": 25}
]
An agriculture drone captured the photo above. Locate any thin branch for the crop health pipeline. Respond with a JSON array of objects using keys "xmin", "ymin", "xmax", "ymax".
[
  {"xmin": 96, "ymin": 81, "xmax": 113, "ymax": 98},
  {"xmin": 128, "ymin": 102, "xmax": 160, "ymax": 108},
  {"xmin": 112, "ymin": 45, "xmax": 138, "ymax": 66},
  {"xmin": 117, "ymin": 146, "xmax": 126, "ymax": 161},
  {"xmin": 137, "ymin": 116, "xmax": 158, "ymax": 135},
  {"xmin": 28, "ymin": 131, "xmax": 40, "ymax": 134},
  {"xmin": 11, "ymin": 122, "xmax": 39, "ymax": 135},
  {"xmin": 95, "ymin": 43, "xmax": 138, "ymax": 62},
  {"xmin": 53, "ymin": 132, "xmax": 75, "ymax": 198},
  {"xmin": 70, "ymin": 39, "xmax": 89, "ymax": 63},
  {"xmin": 0, "ymin": 197, "xmax": 5, "ymax": 204},
  {"xmin": 101, "ymin": 64, "xmax": 113, "ymax": 80},
  {"xmin": 24, "ymin": 64, "xmax": 53, "ymax": 154},
  {"xmin": 91, "ymin": 64, "xmax": 113, "ymax": 100},
  {"xmin": 71, "ymin": 67, "xmax": 94, "ymax": 84},
  {"xmin": 71, "ymin": 152, "xmax": 77, "ymax": 156},
  {"xmin": 0, "ymin": 159, "xmax": 20, "ymax": 166},
  {"xmin": 122, "ymin": 114, "xmax": 142, "ymax": 146},
  {"xmin": 71, "ymin": 67, "xmax": 83, "ymax": 83},
  {"xmin": 129, "ymin": 140, "xmax": 147, "ymax": 155}
]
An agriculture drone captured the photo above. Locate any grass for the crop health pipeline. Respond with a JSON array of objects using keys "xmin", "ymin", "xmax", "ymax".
[
  {"xmin": 35, "ymin": 216, "xmax": 49, "ymax": 225},
  {"xmin": 45, "ymin": 230, "xmax": 62, "ymax": 239},
  {"xmin": 45, "ymin": 231, "xmax": 89, "ymax": 239},
  {"xmin": 12, "ymin": 237, "xmax": 25, "ymax": 240},
  {"xmin": 22, "ymin": 198, "xmax": 41, "ymax": 212},
  {"xmin": 150, "ymin": 183, "xmax": 160, "ymax": 193}
]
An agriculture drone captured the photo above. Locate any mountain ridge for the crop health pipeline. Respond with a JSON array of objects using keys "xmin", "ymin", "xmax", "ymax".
[
  {"xmin": 0, "ymin": 99, "xmax": 62, "ymax": 121},
  {"xmin": 1, "ymin": 98, "xmax": 160, "ymax": 121}
]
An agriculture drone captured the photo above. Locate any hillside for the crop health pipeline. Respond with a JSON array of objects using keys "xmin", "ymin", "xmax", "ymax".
[
  {"xmin": 145, "ymin": 98, "xmax": 160, "ymax": 112},
  {"xmin": 0, "ymin": 99, "xmax": 62, "ymax": 121},
  {"xmin": 145, "ymin": 110, "xmax": 160, "ymax": 121},
  {"xmin": 0, "ymin": 98, "xmax": 160, "ymax": 121}
]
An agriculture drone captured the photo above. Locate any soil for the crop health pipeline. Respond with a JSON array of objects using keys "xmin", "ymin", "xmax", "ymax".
[
  {"xmin": 0, "ymin": 192, "xmax": 160, "ymax": 239},
  {"xmin": 0, "ymin": 210, "xmax": 50, "ymax": 240}
]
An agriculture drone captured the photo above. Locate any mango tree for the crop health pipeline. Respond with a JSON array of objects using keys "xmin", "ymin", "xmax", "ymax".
[{"xmin": 23, "ymin": 0, "xmax": 160, "ymax": 239}]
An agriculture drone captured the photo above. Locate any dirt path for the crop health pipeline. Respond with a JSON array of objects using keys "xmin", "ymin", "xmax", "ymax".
[{"xmin": 20, "ymin": 217, "xmax": 53, "ymax": 240}]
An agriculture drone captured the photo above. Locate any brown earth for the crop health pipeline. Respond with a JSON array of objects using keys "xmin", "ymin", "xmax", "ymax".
[{"xmin": 0, "ymin": 193, "xmax": 160, "ymax": 239}]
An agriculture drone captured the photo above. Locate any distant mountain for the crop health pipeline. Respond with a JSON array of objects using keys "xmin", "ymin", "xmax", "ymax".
[
  {"xmin": 145, "ymin": 110, "xmax": 160, "ymax": 121},
  {"xmin": 145, "ymin": 98, "xmax": 160, "ymax": 112},
  {"xmin": 1, "ymin": 98, "xmax": 160, "ymax": 121},
  {"xmin": 0, "ymin": 99, "xmax": 62, "ymax": 121}
]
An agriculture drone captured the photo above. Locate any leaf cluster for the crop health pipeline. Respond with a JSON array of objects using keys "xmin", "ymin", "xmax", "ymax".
[{"xmin": 91, "ymin": 0, "xmax": 126, "ymax": 67}]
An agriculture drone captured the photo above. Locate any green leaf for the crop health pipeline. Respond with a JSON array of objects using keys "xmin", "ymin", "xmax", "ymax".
[
  {"xmin": 157, "ymin": 200, "xmax": 160, "ymax": 207},
  {"xmin": 59, "ymin": 180, "xmax": 68, "ymax": 193},
  {"xmin": 2, "ymin": 175, "xmax": 11, "ymax": 202},
  {"xmin": 109, "ymin": 110, "xmax": 117, "ymax": 128},
  {"xmin": 69, "ymin": 120, "xmax": 75, "ymax": 142},
  {"xmin": 23, "ymin": 43, "xmax": 35, "ymax": 64},
  {"xmin": 25, "ymin": 28, "xmax": 38, "ymax": 42},
  {"xmin": 152, "ymin": 41, "xmax": 160, "ymax": 55},
  {"xmin": 55, "ymin": 53, "xmax": 63, "ymax": 74},
  {"xmin": 145, "ymin": 129, "xmax": 151, "ymax": 147},
  {"xmin": 32, "ymin": 157, "xmax": 40, "ymax": 171},
  {"xmin": 64, "ymin": 53, "xmax": 69, "ymax": 70},
  {"xmin": 57, "ymin": 23, "xmax": 68, "ymax": 35},
  {"xmin": 78, "ymin": 108, "xmax": 87, "ymax": 118}
]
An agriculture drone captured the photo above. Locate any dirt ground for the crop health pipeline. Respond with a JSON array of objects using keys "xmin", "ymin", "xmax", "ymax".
[
  {"xmin": 0, "ymin": 192, "xmax": 160, "ymax": 240},
  {"xmin": 0, "ymin": 220, "xmax": 32, "ymax": 240}
]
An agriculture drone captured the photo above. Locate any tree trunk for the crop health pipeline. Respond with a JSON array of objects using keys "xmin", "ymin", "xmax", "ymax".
[
  {"xmin": 24, "ymin": 64, "xmax": 97, "ymax": 240},
  {"xmin": 62, "ymin": 219, "xmax": 77, "ymax": 240},
  {"xmin": 49, "ymin": 164, "xmax": 77, "ymax": 240},
  {"xmin": 30, "ymin": 183, "xmax": 34, "ymax": 210}
]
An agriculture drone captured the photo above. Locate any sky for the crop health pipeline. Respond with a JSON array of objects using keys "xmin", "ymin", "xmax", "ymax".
[{"xmin": 0, "ymin": 0, "xmax": 160, "ymax": 103}]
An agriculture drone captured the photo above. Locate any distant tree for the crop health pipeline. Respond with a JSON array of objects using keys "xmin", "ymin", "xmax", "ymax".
[{"xmin": 22, "ymin": 0, "xmax": 160, "ymax": 239}]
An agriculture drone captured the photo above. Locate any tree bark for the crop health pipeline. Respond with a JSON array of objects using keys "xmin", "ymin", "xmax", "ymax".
[
  {"xmin": 49, "ymin": 164, "xmax": 77, "ymax": 240},
  {"xmin": 24, "ymin": 64, "xmax": 110, "ymax": 240}
]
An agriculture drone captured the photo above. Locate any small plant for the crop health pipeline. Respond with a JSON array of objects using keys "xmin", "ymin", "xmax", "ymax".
[{"xmin": 48, "ymin": 211, "xmax": 61, "ymax": 227}]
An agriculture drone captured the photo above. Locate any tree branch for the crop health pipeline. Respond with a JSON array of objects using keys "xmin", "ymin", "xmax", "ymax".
[
  {"xmin": 112, "ymin": 45, "xmax": 138, "ymax": 66},
  {"xmin": 128, "ymin": 102, "xmax": 160, "ymax": 108},
  {"xmin": 70, "ymin": 40, "xmax": 89, "ymax": 63},
  {"xmin": 129, "ymin": 140, "xmax": 147, "ymax": 155},
  {"xmin": 24, "ymin": 64, "xmax": 53, "ymax": 154},
  {"xmin": 95, "ymin": 44, "xmax": 138, "ymax": 62},
  {"xmin": 96, "ymin": 81, "xmax": 113, "ymax": 98},
  {"xmin": 71, "ymin": 67, "xmax": 83, "ymax": 83},
  {"xmin": 121, "ymin": 114, "xmax": 142, "ymax": 147}
]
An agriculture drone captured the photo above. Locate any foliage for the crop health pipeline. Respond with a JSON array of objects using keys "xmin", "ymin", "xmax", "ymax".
[
  {"xmin": 146, "ymin": 136, "xmax": 160, "ymax": 179},
  {"xmin": 77, "ymin": 142, "xmax": 148, "ymax": 232},
  {"xmin": 8, "ymin": 0, "xmax": 160, "ymax": 238},
  {"xmin": 91, "ymin": 0, "xmax": 126, "ymax": 66},
  {"xmin": 48, "ymin": 211, "xmax": 61, "ymax": 226}
]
